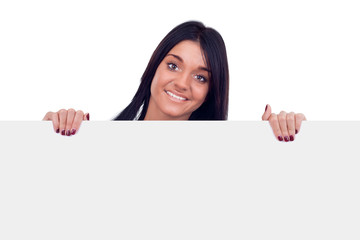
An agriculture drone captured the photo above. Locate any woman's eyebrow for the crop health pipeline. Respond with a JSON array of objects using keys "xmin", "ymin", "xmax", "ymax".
[
  {"xmin": 166, "ymin": 54, "xmax": 183, "ymax": 62},
  {"xmin": 199, "ymin": 66, "xmax": 211, "ymax": 73},
  {"xmin": 166, "ymin": 54, "xmax": 210, "ymax": 72}
]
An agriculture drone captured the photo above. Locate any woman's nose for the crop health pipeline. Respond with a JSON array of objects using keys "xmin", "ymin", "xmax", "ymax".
[{"xmin": 174, "ymin": 73, "xmax": 191, "ymax": 91}]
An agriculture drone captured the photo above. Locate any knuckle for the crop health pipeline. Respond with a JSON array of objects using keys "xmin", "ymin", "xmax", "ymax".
[
  {"xmin": 286, "ymin": 114, "xmax": 295, "ymax": 121},
  {"xmin": 278, "ymin": 115, "xmax": 286, "ymax": 122},
  {"xmin": 74, "ymin": 118, "xmax": 83, "ymax": 125},
  {"xmin": 76, "ymin": 110, "xmax": 84, "ymax": 115},
  {"xmin": 288, "ymin": 127, "xmax": 295, "ymax": 132},
  {"xmin": 269, "ymin": 114, "xmax": 277, "ymax": 123},
  {"xmin": 51, "ymin": 112, "xmax": 58, "ymax": 118},
  {"xmin": 58, "ymin": 109, "xmax": 67, "ymax": 114},
  {"xmin": 271, "ymin": 125, "xmax": 280, "ymax": 132},
  {"xmin": 296, "ymin": 113, "xmax": 305, "ymax": 118}
]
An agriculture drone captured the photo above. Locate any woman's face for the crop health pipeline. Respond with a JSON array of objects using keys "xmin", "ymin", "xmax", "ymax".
[{"xmin": 145, "ymin": 40, "xmax": 210, "ymax": 120}]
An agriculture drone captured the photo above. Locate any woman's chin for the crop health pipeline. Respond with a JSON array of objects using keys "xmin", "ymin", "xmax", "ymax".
[{"xmin": 161, "ymin": 106, "xmax": 190, "ymax": 120}]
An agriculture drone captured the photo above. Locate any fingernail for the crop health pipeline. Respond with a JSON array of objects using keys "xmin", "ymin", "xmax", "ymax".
[
  {"xmin": 66, "ymin": 130, "xmax": 71, "ymax": 136},
  {"xmin": 71, "ymin": 129, "xmax": 76, "ymax": 135},
  {"xmin": 295, "ymin": 129, "xmax": 298, "ymax": 134},
  {"xmin": 265, "ymin": 105, "xmax": 268, "ymax": 111},
  {"xmin": 56, "ymin": 128, "xmax": 59, "ymax": 134},
  {"xmin": 61, "ymin": 130, "xmax": 65, "ymax": 136},
  {"xmin": 278, "ymin": 136, "xmax": 283, "ymax": 141},
  {"xmin": 284, "ymin": 136, "xmax": 289, "ymax": 142},
  {"xmin": 86, "ymin": 113, "xmax": 90, "ymax": 121},
  {"xmin": 290, "ymin": 135, "xmax": 294, "ymax": 141}
]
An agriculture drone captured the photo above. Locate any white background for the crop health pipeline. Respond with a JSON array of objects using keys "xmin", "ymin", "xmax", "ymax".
[{"xmin": 0, "ymin": 0, "xmax": 359, "ymax": 120}]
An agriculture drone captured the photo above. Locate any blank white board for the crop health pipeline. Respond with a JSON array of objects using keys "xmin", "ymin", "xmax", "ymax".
[{"xmin": 0, "ymin": 121, "xmax": 359, "ymax": 240}]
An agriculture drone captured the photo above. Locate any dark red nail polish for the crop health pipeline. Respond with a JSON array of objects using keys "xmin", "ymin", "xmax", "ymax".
[
  {"xmin": 56, "ymin": 128, "xmax": 59, "ymax": 133},
  {"xmin": 61, "ymin": 130, "xmax": 65, "ymax": 135},
  {"xmin": 284, "ymin": 136, "xmax": 289, "ymax": 142},
  {"xmin": 86, "ymin": 113, "xmax": 90, "ymax": 121},
  {"xmin": 66, "ymin": 130, "xmax": 71, "ymax": 136},
  {"xmin": 71, "ymin": 129, "xmax": 76, "ymax": 135},
  {"xmin": 265, "ymin": 105, "xmax": 268, "ymax": 111},
  {"xmin": 290, "ymin": 135, "xmax": 294, "ymax": 141},
  {"xmin": 278, "ymin": 136, "xmax": 283, "ymax": 141},
  {"xmin": 295, "ymin": 129, "xmax": 298, "ymax": 134}
]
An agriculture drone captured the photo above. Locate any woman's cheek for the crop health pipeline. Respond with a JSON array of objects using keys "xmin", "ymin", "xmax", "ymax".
[
  {"xmin": 150, "ymin": 73, "xmax": 163, "ymax": 96},
  {"xmin": 154, "ymin": 71, "xmax": 171, "ymax": 90},
  {"xmin": 192, "ymin": 83, "xmax": 209, "ymax": 102}
]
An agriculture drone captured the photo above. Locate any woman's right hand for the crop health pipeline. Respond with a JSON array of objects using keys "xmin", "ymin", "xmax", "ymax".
[{"xmin": 42, "ymin": 109, "xmax": 90, "ymax": 136}]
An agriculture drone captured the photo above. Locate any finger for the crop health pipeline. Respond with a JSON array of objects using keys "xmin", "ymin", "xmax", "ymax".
[
  {"xmin": 43, "ymin": 112, "xmax": 60, "ymax": 133},
  {"xmin": 286, "ymin": 112, "xmax": 296, "ymax": 141},
  {"xmin": 262, "ymin": 104, "xmax": 272, "ymax": 121},
  {"xmin": 295, "ymin": 113, "xmax": 306, "ymax": 134},
  {"xmin": 42, "ymin": 111, "xmax": 53, "ymax": 121},
  {"xmin": 269, "ymin": 113, "xmax": 283, "ymax": 141},
  {"xmin": 278, "ymin": 111, "xmax": 290, "ymax": 142},
  {"xmin": 51, "ymin": 112, "xmax": 60, "ymax": 133},
  {"xmin": 71, "ymin": 110, "xmax": 85, "ymax": 135},
  {"xmin": 58, "ymin": 109, "xmax": 68, "ymax": 136},
  {"xmin": 65, "ymin": 108, "xmax": 76, "ymax": 136},
  {"xmin": 83, "ymin": 113, "xmax": 90, "ymax": 121}
]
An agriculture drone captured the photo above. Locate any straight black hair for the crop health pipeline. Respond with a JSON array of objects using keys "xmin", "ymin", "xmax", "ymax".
[{"xmin": 113, "ymin": 21, "xmax": 229, "ymax": 120}]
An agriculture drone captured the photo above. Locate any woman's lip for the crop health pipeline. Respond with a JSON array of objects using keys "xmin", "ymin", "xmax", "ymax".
[{"xmin": 164, "ymin": 90, "xmax": 188, "ymax": 101}]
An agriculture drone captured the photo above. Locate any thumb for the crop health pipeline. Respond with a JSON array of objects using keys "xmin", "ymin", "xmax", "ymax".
[
  {"xmin": 83, "ymin": 113, "xmax": 90, "ymax": 121},
  {"xmin": 262, "ymin": 104, "xmax": 272, "ymax": 121}
]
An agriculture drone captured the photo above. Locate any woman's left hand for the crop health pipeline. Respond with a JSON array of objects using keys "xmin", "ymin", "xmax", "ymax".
[{"xmin": 262, "ymin": 104, "xmax": 306, "ymax": 142}]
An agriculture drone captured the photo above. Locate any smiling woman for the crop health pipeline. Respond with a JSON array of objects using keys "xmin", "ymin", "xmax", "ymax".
[
  {"xmin": 43, "ymin": 21, "xmax": 306, "ymax": 142},
  {"xmin": 145, "ymin": 41, "xmax": 211, "ymax": 120},
  {"xmin": 114, "ymin": 21, "xmax": 229, "ymax": 121}
]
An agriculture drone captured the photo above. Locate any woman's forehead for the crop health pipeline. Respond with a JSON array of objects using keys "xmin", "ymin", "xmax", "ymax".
[{"xmin": 167, "ymin": 40, "xmax": 208, "ymax": 69}]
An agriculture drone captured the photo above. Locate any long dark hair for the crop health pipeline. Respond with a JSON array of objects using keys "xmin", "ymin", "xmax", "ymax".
[{"xmin": 113, "ymin": 21, "xmax": 229, "ymax": 120}]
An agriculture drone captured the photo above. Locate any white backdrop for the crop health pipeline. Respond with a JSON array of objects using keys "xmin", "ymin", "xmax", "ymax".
[{"xmin": 1, "ymin": 0, "xmax": 359, "ymax": 120}]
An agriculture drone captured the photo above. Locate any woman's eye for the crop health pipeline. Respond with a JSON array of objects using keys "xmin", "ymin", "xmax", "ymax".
[
  {"xmin": 167, "ymin": 63, "xmax": 179, "ymax": 71},
  {"xmin": 194, "ymin": 75, "xmax": 207, "ymax": 83}
]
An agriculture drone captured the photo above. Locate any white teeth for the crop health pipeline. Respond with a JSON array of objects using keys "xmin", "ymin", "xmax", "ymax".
[{"xmin": 166, "ymin": 91, "xmax": 186, "ymax": 101}]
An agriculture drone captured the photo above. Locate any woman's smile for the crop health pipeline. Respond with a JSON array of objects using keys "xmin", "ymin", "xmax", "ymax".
[{"xmin": 164, "ymin": 90, "xmax": 189, "ymax": 102}]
